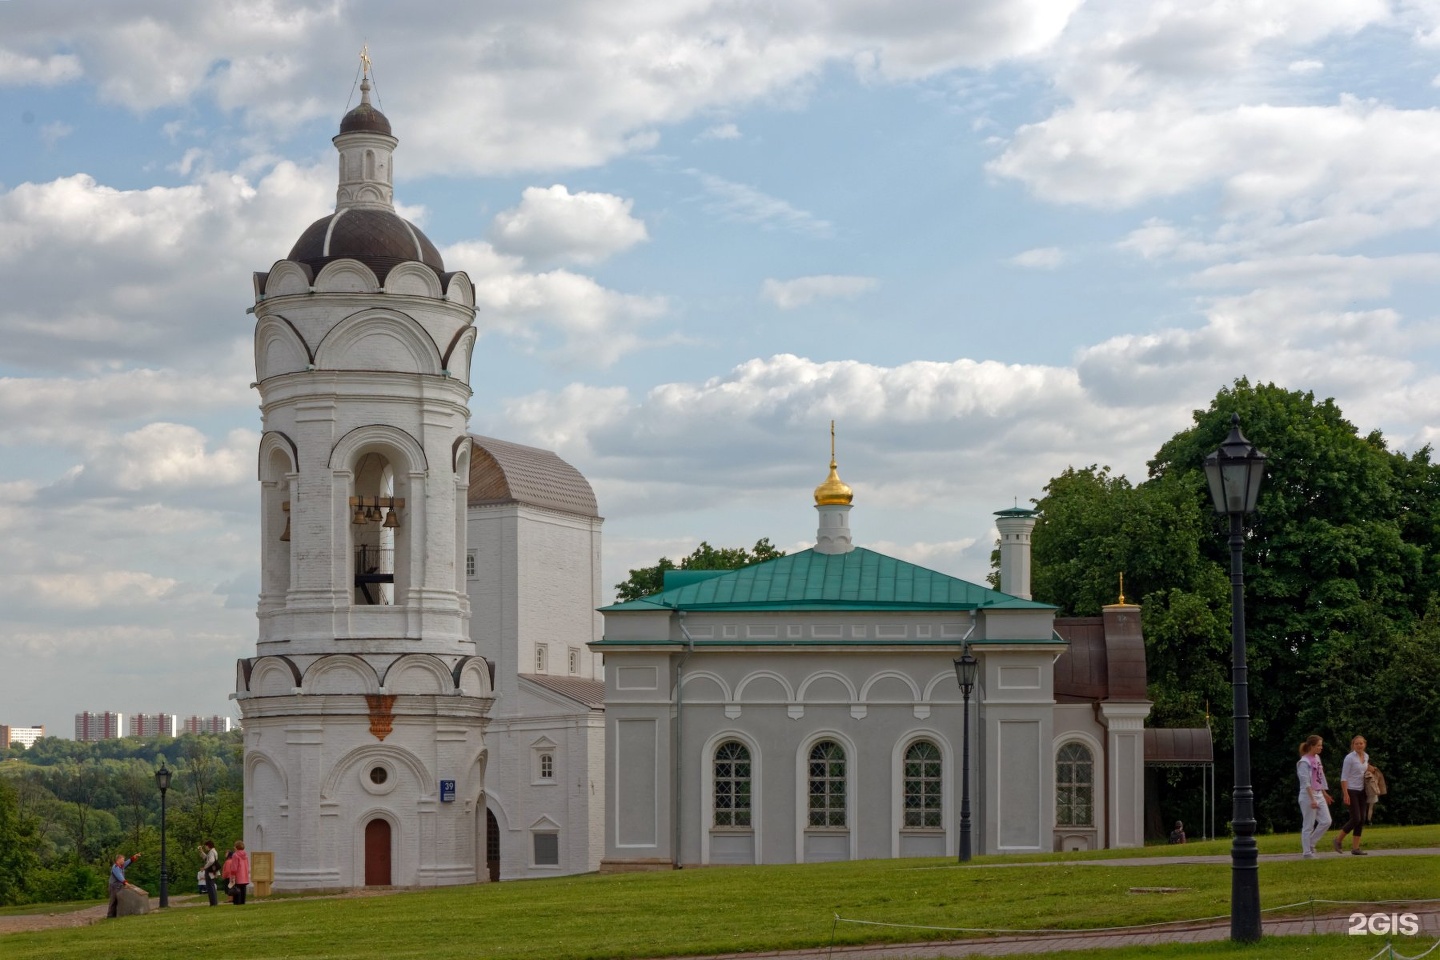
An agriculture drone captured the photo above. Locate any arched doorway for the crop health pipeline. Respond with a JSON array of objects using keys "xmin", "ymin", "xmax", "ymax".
[
  {"xmin": 486, "ymin": 809, "xmax": 500, "ymax": 882},
  {"xmin": 364, "ymin": 818, "xmax": 392, "ymax": 886}
]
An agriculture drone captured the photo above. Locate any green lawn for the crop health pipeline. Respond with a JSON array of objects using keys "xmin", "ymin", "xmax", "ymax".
[{"xmin": 5, "ymin": 824, "xmax": 1435, "ymax": 960}]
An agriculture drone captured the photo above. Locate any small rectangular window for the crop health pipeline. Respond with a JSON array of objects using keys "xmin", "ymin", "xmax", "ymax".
[
  {"xmin": 466, "ymin": 552, "xmax": 476, "ymax": 578},
  {"xmin": 540, "ymin": 753, "xmax": 554, "ymax": 780},
  {"xmin": 533, "ymin": 832, "xmax": 559, "ymax": 866},
  {"xmin": 568, "ymin": 648, "xmax": 579, "ymax": 674},
  {"xmin": 535, "ymin": 645, "xmax": 547, "ymax": 673}
]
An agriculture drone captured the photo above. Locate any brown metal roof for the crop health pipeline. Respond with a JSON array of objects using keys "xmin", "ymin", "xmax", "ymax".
[
  {"xmin": 521, "ymin": 675, "xmax": 604, "ymax": 708},
  {"xmin": 285, "ymin": 207, "xmax": 444, "ymax": 282},
  {"xmin": 1053, "ymin": 605, "xmax": 1149, "ymax": 702},
  {"xmin": 468, "ymin": 435, "xmax": 599, "ymax": 518},
  {"xmin": 1145, "ymin": 727, "xmax": 1214, "ymax": 765},
  {"xmin": 1053, "ymin": 617, "xmax": 1109, "ymax": 701}
]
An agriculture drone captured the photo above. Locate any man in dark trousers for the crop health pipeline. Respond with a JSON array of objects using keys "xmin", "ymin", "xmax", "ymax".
[{"xmin": 106, "ymin": 852, "xmax": 142, "ymax": 918}]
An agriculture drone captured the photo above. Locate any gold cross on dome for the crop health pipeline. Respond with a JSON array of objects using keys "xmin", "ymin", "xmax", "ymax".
[{"xmin": 360, "ymin": 44, "xmax": 372, "ymax": 78}]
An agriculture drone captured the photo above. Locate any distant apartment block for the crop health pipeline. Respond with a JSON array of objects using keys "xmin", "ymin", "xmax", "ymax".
[
  {"xmin": 74, "ymin": 712, "xmax": 125, "ymax": 742},
  {"xmin": 183, "ymin": 715, "xmax": 234, "ymax": 734},
  {"xmin": 1, "ymin": 724, "xmax": 45, "ymax": 749},
  {"xmin": 129, "ymin": 714, "xmax": 179, "ymax": 738}
]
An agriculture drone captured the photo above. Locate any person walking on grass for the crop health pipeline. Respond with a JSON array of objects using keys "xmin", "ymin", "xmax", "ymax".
[
  {"xmin": 1297, "ymin": 735, "xmax": 1331, "ymax": 858},
  {"xmin": 1334, "ymin": 735, "xmax": 1369, "ymax": 855}
]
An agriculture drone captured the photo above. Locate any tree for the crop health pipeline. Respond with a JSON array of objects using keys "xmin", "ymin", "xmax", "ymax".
[
  {"xmin": 1025, "ymin": 379, "xmax": 1440, "ymax": 830},
  {"xmin": 0, "ymin": 778, "xmax": 39, "ymax": 906},
  {"xmin": 613, "ymin": 538, "xmax": 786, "ymax": 601}
]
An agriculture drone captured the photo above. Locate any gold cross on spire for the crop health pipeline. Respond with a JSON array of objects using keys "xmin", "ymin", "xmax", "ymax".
[
  {"xmin": 1118, "ymin": 572, "xmax": 1126, "ymax": 605},
  {"xmin": 830, "ymin": 419, "xmax": 836, "ymax": 463},
  {"xmin": 360, "ymin": 44, "xmax": 372, "ymax": 78}
]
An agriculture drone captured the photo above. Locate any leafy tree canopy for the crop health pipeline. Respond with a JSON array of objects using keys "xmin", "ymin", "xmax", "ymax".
[
  {"xmin": 1022, "ymin": 379, "xmax": 1440, "ymax": 829},
  {"xmin": 614, "ymin": 538, "xmax": 785, "ymax": 602}
]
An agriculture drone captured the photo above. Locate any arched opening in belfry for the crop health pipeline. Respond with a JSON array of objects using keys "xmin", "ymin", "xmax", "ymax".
[
  {"xmin": 262, "ymin": 446, "xmax": 294, "ymax": 606},
  {"xmin": 351, "ymin": 451, "xmax": 402, "ymax": 605}
]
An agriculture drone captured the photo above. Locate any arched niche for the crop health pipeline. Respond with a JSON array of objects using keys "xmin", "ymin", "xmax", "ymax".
[
  {"xmin": 304, "ymin": 654, "xmax": 381, "ymax": 695},
  {"xmin": 264, "ymin": 261, "xmax": 313, "ymax": 298},
  {"xmin": 383, "ymin": 654, "xmax": 453, "ymax": 695},
  {"xmin": 455, "ymin": 658, "xmax": 492, "ymax": 698},
  {"xmin": 315, "ymin": 309, "xmax": 441, "ymax": 375},
  {"xmin": 444, "ymin": 271, "xmax": 476, "ymax": 307},
  {"xmin": 314, "ymin": 259, "xmax": 380, "ymax": 294},
  {"xmin": 255, "ymin": 316, "xmax": 312, "ymax": 381},
  {"xmin": 442, "ymin": 326, "xmax": 477, "ymax": 384},
  {"xmin": 385, "ymin": 262, "xmax": 443, "ymax": 299},
  {"xmin": 259, "ymin": 432, "xmax": 299, "ymax": 606},
  {"xmin": 249, "ymin": 656, "xmax": 302, "ymax": 696}
]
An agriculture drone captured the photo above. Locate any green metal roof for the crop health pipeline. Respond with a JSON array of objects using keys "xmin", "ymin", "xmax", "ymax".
[{"xmin": 601, "ymin": 547, "xmax": 1055, "ymax": 614}]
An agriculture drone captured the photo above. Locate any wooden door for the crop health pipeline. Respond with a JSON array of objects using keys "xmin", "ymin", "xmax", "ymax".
[{"xmin": 364, "ymin": 818, "xmax": 391, "ymax": 886}]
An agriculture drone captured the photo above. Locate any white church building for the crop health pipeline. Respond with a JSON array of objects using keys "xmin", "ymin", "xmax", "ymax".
[{"xmin": 234, "ymin": 67, "xmax": 1161, "ymax": 888}]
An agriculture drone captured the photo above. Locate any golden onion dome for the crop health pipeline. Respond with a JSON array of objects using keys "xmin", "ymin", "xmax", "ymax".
[{"xmin": 814, "ymin": 457, "xmax": 853, "ymax": 506}]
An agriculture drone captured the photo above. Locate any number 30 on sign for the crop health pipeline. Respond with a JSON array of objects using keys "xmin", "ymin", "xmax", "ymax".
[{"xmin": 1349, "ymin": 913, "xmax": 1420, "ymax": 936}]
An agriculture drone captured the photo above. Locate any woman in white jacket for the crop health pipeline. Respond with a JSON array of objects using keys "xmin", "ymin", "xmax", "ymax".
[
  {"xmin": 1296, "ymin": 735, "xmax": 1331, "ymax": 858},
  {"xmin": 1334, "ymin": 735, "xmax": 1369, "ymax": 855}
]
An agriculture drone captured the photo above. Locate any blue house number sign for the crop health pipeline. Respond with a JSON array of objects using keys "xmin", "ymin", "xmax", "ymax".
[{"xmin": 439, "ymin": 779, "xmax": 456, "ymax": 802}]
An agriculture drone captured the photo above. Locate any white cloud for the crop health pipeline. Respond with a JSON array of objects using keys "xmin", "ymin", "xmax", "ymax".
[
  {"xmin": 488, "ymin": 185, "xmax": 649, "ymax": 265},
  {"xmin": 699, "ymin": 123, "xmax": 741, "ymax": 140},
  {"xmin": 1289, "ymin": 59, "xmax": 1324, "ymax": 74},
  {"xmin": 692, "ymin": 171, "xmax": 832, "ymax": 236},
  {"xmin": 761, "ymin": 274, "xmax": 878, "ymax": 308},
  {"xmin": 39, "ymin": 120, "xmax": 74, "ymax": 148},
  {"xmin": 1009, "ymin": 247, "xmax": 1065, "ymax": 269},
  {"xmin": 456, "ymin": 240, "xmax": 667, "ymax": 367},
  {"xmin": 992, "ymin": 98, "xmax": 1440, "ymax": 259},
  {"xmin": 0, "ymin": 1, "xmax": 1081, "ymax": 176},
  {"xmin": 0, "ymin": 163, "xmax": 331, "ymax": 371},
  {"xmin": 0, "ymin": 49, "xmax": 82, "ymax": 85}
]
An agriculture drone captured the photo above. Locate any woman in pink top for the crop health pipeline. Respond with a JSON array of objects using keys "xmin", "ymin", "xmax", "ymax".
[
  {"xmin": 1296, "ymin": 735, "xmax": 1331, "ymax": 858},
  {"xmin": 228, "ymin": 840, "xmax": 251, "ymax": 904}
]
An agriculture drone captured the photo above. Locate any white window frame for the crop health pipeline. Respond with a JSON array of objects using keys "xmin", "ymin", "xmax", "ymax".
[
  {"xmin": 535, "ymin": 644, "xmax": 547, "ymax": 673},
  {"xmin": 466, "ymin": 551, "xmax": 476, "ymax": 579}
]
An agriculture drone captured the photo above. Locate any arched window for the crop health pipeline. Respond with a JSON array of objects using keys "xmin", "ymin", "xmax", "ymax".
[
  {"xmin": 1056, "ymin": 742, "xmax": 1095, "ymax": 827},
  {"xmin": 807, "ymin": 740, "xmax": 846, "ymax": 828},
  {"xmin": 902, "ymin": 740, "xmax": 943, "ymax": 828},
  {"xmin": 713, "ymin": 741, "xmax": 752, "ymax": 827}
]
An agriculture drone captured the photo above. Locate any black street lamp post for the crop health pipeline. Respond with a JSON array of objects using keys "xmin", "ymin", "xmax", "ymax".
[
  {"xmin": 155, "ymin": 764, "xmax": 172, "ymax": 908},
  {"xmin": 953, "ymin": 650, "xmax": 978, "ymax": 863},
  {"xmin": 1203, "ymin": 413, "xmax": 1267, "ymax": 944}
]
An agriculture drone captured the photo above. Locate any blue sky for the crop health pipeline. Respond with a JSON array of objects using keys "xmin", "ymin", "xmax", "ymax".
[{"xmin": 5, "ymin": 0, "xmax": 1440, "ymax": 735}]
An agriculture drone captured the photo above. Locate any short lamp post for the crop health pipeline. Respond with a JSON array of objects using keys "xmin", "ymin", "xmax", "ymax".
[
  {"xmin": 155, "ymin": 764, "xmax": 171, "ymax": 908},
  {"xmin": 953, "ymin": 650, "xmax": 978, "ymax": 863},
  {"xmin": 1203, "ymin": 414, "xmax": 1267, "ymax": 944}
]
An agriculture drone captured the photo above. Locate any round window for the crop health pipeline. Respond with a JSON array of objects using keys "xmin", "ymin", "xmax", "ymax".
[{"xmin": 369, "ymin": 766, "xmax": 388, "ymax": 785}]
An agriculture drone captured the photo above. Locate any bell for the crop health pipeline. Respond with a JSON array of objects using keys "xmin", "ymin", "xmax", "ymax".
[
  {"xmin": 352, "ymin": 503, "xmax": 367, "ymax": 524},
  {"xmin": 382, "ymin": 507, "xmax": 399, "ymax": 528},
  {"xmin": 366, "ymin": 504, "xmax": 382, "ymax": 522},
  {"xmin": 280, "ymin": 515, "xmax": 291, "ymax": 542}
]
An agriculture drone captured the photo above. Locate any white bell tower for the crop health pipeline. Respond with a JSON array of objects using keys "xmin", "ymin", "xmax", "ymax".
[{"xmin": 236, "ymin": 59, "xmax": 493, "ymax": 890}]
